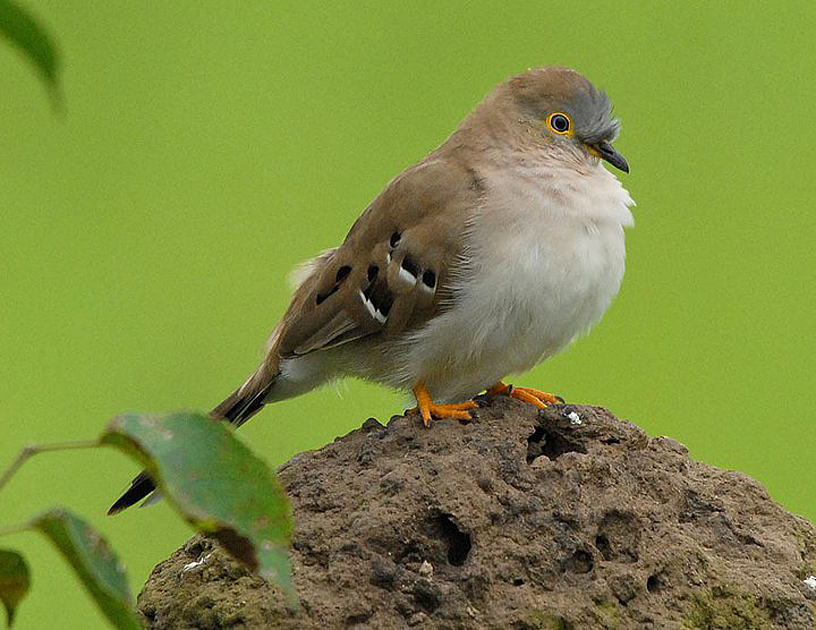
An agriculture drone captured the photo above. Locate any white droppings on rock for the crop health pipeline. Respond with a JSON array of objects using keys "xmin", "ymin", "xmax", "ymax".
[
  {"xmin": 418, "ymin": 560, "xmax": 433, "ymax": 577},
  {"xmin": 181, "ymin": 552, "xmax": 212, "ymax": 574},
  {"xmin": 804, "ymin": 575, "xmax": 816, "ymax": 590},
  {"xmin": 567, "ymin": 410, "xmax": 583, "ymax": 425}
]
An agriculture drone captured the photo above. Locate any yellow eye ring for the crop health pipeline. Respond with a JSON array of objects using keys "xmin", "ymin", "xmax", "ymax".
[{"xmin": 546, "ymin": 112, "xmax": 572, "ymax": 136}]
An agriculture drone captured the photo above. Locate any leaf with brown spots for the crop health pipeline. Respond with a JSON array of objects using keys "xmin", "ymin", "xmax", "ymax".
[{"xmin": 101, "ymin": 412, "xmax": 294, "ymax": 603}]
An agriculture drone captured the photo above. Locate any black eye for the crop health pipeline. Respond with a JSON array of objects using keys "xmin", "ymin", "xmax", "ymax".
[{"xmin": 550, "ymin": 113, "xmax": 570, "ymax": 133}]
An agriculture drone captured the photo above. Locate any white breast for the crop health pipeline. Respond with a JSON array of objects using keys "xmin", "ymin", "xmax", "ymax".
[{"xmin": 403, "ymin": 161, "xmax": 634, "ymax": 402}]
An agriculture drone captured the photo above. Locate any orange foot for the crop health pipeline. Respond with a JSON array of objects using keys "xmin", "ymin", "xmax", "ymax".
[
  {"xmin": 487, "ymin": 381, "xmax": 562, "ymax": 409},
  {"xmin": 410, "ymin": 381, "xmax": 478, "ymax": 427}
]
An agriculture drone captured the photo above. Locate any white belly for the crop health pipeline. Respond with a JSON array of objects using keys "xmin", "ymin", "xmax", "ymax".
[{"xmin": 402, "ymin": 163, "xmax": 634, "ymax": 402}]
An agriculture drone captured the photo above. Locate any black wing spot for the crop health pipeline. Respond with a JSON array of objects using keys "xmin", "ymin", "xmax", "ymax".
[
  {"xmin": 318, "ymin": 265, "xmax": 353, "ymax": 305},
  {"xmin": 368, "ymin": 281, "xmax": 394, "ymax": 317},
  {"xmin": 363, "ymin": 274, "xmax": 393, "ymax": 318},
  {"xmin": 422, "ymin": 270, "xmax": 437, "ymax": 289},
  {"xmin": 316, "ymin": 284, "xmax": 339, "ymax": 305},
  {"xmin": 389, "ymin": 231, "xmax": 401, "ymax": 248},
  {"xmin": 367, "ymin": 265, "xmax": 379, "ymax": 281},
  {"xmin": 401, "ymin": 255, "xmax": 418, "ymax": 277}
]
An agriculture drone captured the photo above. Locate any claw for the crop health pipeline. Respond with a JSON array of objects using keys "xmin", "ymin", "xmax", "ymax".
[
  {"xmin": 411, "ymin": 382, "xmax": 478, "ymax": 427},
  {"xmin": 487, "ymin": 381, "xmax": 562, "ymax": 409}
]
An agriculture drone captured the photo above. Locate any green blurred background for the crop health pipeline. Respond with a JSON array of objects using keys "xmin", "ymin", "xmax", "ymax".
[{"xmin": 2, "ymin": 1, "xmax": 815, "ymax": 627}]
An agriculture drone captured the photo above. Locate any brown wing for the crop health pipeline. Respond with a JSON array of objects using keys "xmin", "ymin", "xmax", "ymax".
[{"xmin": 275, "ymin": 158, "xmax": 486, "ymax": 358}]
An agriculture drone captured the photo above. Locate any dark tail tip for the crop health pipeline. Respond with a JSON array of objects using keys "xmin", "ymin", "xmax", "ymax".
[
  {"xmin": 108, "ymin": 378, "xmax": 274, "ymax": 515},
  {"xmin": 107, "ymin": 471, "xmax": 156, "ymax": 515},
  {"xmin": 212, "ymin": 381, "xmax": 273, "ymax": 428}
]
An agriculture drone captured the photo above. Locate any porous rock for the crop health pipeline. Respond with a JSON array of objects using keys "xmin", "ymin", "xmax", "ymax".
[{"xmin": 138, "ymin": 398, "xmax": 816, "ymax": 628}]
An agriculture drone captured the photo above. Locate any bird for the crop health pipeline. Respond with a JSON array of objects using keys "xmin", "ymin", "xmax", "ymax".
[{"xmin": 108, "ymin": 66, "xmax": 633, "ymax": 515}]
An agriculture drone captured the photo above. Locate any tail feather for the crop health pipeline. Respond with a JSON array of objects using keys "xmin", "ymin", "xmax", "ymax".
[
  {"xmin": 107, "ymin": 470, "xmax": 156, "ymax": 515},
  {"xmin": 210, "ymin": 379, "xmax": 274, "ymax": 428},
  {"xmin": 107, "ymin": 373, "xmax": 277, "ymax": 515}
]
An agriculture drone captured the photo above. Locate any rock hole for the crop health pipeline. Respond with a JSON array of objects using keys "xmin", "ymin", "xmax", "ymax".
[
  {"xmin": 564, "ymin": 549, "xmax": 593, "ymax": 574},
  {"xmin": 437, "ymin": 514, "xmax": 471, "ymax": 566},
  {"xmin": 345, "ymin": 611, "xmax": 373, "ymax": 626},
  {"xmin": 595, "ymin": 534, "xmax": 612, "ymax": 560},
  {"xmin": 647, "ymin": 573, "xmax": 664, "ymax": 594},
  {"xmin": 512, "ymin": 578, "xmax": 525, "ymax": 586},
  {"xmin": 526, "ymin": 425, "xmax": 586, "ymax": 463},
  {"xmin": 595, "ymin": 511, "xmax": 640, "ymax": 563}
]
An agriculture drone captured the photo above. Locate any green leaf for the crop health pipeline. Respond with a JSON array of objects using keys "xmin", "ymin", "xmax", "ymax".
[
  {"xmin": 0, "ymin": 0, "xmax": 60, "ymax": 102},
  {"xmin": 30, "ymin": 509, "xmax": 141, "ymax": 630},
  {"xmin": 0, "ymin": 549, "xmax": 30, "ymax": 627},
  {"xmin": 101, "ymin": 412, "xmax": 295, "ymax": 603}
]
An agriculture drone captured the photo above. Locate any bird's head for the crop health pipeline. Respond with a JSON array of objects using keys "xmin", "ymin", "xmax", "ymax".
[{"xmin": 504, "ymin": 66, "xmax": 629, "ymax": 173}]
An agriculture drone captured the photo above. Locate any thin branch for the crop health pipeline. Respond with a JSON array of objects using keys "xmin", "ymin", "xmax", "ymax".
[{"xmin": 0, "ymin": 439, "xmax": 99, "ymax": 495}]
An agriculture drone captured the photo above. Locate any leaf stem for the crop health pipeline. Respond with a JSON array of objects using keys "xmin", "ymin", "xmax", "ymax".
[
  {"xmin": 0, "ymin": 439, "xmax": 99, "ymax": 495},
  {"xmin": 0, "ymin": 521, "xmax": 31, "ymax": 537}
]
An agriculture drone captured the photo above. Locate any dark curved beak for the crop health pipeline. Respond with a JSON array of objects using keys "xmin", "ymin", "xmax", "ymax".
[{"xmin": 591, "ymin": 141, "xmax": 629, "ymax": 173}]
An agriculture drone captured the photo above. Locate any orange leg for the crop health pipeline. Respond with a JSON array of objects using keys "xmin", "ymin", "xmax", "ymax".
[
  {"xmin": 487, "ymin": 381, "xmax": 562, "ymax": 409},
  {"xmin": 410, "ymin": 381, "xmax": 478, "ymax": 427}
]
